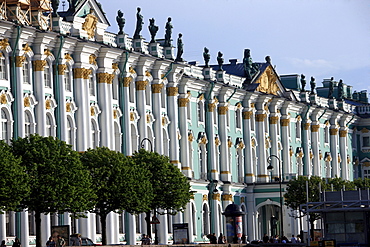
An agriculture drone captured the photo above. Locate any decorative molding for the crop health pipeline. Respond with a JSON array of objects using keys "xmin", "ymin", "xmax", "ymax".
[
  {"xmin": 251, "ymin": 138, "xmax": 256, "ymax": 148},
  {"xmin": 237, "ymin": 140, "xmax": 245, "ymax": 150},
  {"xmin": 58, "ymin": 64, "xmax": 67, "ymax": 75},
  {"xmin": 66, "ymin": 102, "xmax": 71, "ymax": 112},
  {"xmin": 130, "ymin": 112, "xmax": 135, "ymax": 121},
  {"xmin": 241, "ymin": 197, "xmax": 245, "ymax": 203},
  {"xmin": 311, "ymin": 124, "xmax": 320, "ymax": 132},
  {"xmin": 145, "ymin": 71, "xmax": 151, "ymax": 77},
  {"xmin": 170, "ymin": 160, "xmax": 180, "ymax": 164},
  {"xmin": 167, "ymin": 87, "xmax": 178, "ymax": 96},
  {"xmin": 269, "ymin": 116, "xmax": 279, "ymax": 124},
  {"xmin": 296, "ymin": 115, "xmax": 302, "ymax": 121},
  {"xmin": 218, "ymin": 106, "xmax": 229, "ymax": 115},
  {"xmin": 23, "ymin": 43, "xmax": 32, "ymax": 53},
  {"xmin": 89, "ymin": 54, "xmax": 97, "ymax": 65},
  {"xmin": 360, "ymin": 128, "xmax": 369, "ymax": 133},
  {"xmin": 212, "ymin": 193, "xmax": 220, "ymax": 201},
  {"xmin": 74, "ymin": 68, "xmax": 84, "ymax": 79},
  {"xmin": 161, "ymin": 117, "xmax": 166, "ymax": 126},
  {"xmin": 208, "ymin": 103, "xmax": 216, "ymax": 112},
  {"xmin": 199, "ymin": 136, "xmax": 207, "ymax": 145},
  {"xmin": 123, "ymin": 77, "xmax": 132, "ymax": 87},
  {"xmin": 250, "ymin": 103, "xmax": 255, "ymax": 108},
  {"xmin": 202, "ymin": 194, "xmax": 208, "ymax": 201},
  {"xmin": 64, "ymin": 53, "xmax": 73, "ymax": 61},
  {"xmin": 188, "ymin": 132, "xmax": 194, "ymax": 142},
  {"xmin": 15, "ymin": 56, "xmax": 26, "ymax": 67},
  {"xmin": 136, "ymin": 81, "xmax": 148, "ymax": 90},
  {"xmin": 0, "ymin": 38, "xmax": 9, "ymax": 50},
  {"xmin": 221, "ymin": 194, "xmax": 233, "ymax": 201},
  {"xmin": 113, "ymin": 110, "xmax": 118, "ymax": 119},
  {"xmin": 236, "ymin": 102, "xmax": 242, "ymax": 109},
  {"xmin": 198, "ymin": 94, "xmax": 204, "ymax": 101},
  {"xmin": 178, "ymin": 98, "xmax": 189, "ymax": 107},
  {"xmin": 82, "ymin": 69, "xmax": 92, "ymax": 79},
  {"xmin": 242, "ymin": 111, "xmax": 253, "ymax": 120},
  {"xmin": 129, "ymin": 67, "xmax": 136, "ymax": 74},
  {"xmin": 98, "ymin": 73, "xmax": 114, "ymax": 84},
  {"xmin": 227, "ymin": 139, "xmax": 233, "ymax": 148},
  {"xmin": 152, "ymin": 83, "xmax": 163, "ymax": 93},
  {"xmin": 255, "ymin": 66, "xmax": 279, "ymax": 95},
  {"xmin": 82, "ymin": 11, "xmax": 98, "ymax": 39},
  {"xmin": 24, "ymin": 97, "xmax": 30, "ymax": 107},
  {"xmin": 215, "ymin": 137, "xmax": 221, "ymax": 146},
  {"xmin": 146, "ymin": 114, "xmax": 150, "ymax": 123},
  {"xmin": 255, "ymin": 113, "xmax": 266, "ymax": 122},
  {"xmin": 289, "ymin": 147, "xmax": 294, "ymax": 157},
  {"xmin": 112, "ymin": 63, "xmax": 118, "ymax": 71},
  {"xmin": 90, "ymin": 106, "xmax": 95, "ymax": 116},
  {"xmin": 45, "ymin": 99, "xmax": 51, "ymax": 110},
  {"xmin": 339, "ymin": 130, "xmax": 347, "ymax": 137},
  {"xmin": 0, "ymin": 94, "xmax": 7, "ymax": 104},
  {"xmin": 33, "ymin": 60, "xmax": 47, "ymax": 71},
  {"xmin": 44, "ymin": 49, "xmax": 53, "ymax": 57},
  {"xmin": 329, "ymin": 128, "xmax": 338, "ymax": 135}
]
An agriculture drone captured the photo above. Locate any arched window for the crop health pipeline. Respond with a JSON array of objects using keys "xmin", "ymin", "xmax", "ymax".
[
  {"xmin": 114, "ymin": 122, "xmax": 121, "ymax": 152},
  {"xmin": 129, "ymin": 82, "xmax": 135, "ymax": 103},
  {"xmin": 112, "ymin": 77, "xmax": 118, "ymax": 100},
  {"xmin": 0, "ymin": 52, "xmax": 6, "ymax": 79},
  {"xmin": 23, "ymin": 59, "xmax": 30, "ymax": 84},
  {"xmin": 89, "ymin": 71, "xmax": 95, "ymax": 96},
  {"xmin": 296, "ymin": 120, "xmax": 301, "ymax": 139},
  {"xmin": 65, "ymin": 68, "xmax": 71, "ymax": 92},
  {"xmin": 324, "ymin": 126, "xmax": 329, "ymax": 143},
  {"xmin": 44, "ymin": 62, "xmax": 51, "ymax": 88},
  {"xmin": 67, "ymin": 117, "xmax": 73, "ymax": 145},
  {"xmin": 236, "ymin": 108, "xmax": 241, "ymax": 129},
  {"xmin": 198, "ymin": 101, "xmax": 204, "ymax": 123},
  {"xmin": 25, "ymin": 111, "xmax": 32, "ymax": 136},
  {"xmin": 91, "ymin": 120, "xmax": 98, "ymax": 148},
  {"xmin": 46, "ymin": 114, "xmax": 52, "ymax": 136},
  {"xmin": 1, "ymin": 108, "xmax": 9, "ymax": 143}
]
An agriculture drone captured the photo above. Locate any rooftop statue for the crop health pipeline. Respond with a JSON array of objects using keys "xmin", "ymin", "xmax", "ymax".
[
  {"xmin": 164, "ymin": 17, "xmax": 173, "ymax": 47},
  {"xmin": 310, "ymin": 76, "xmax": 316, "ymax": 94},
  {"xmin": 148, "ymin": 18, "xmax": 159, "ymax": 43},
  {"xmin": 217, "ymin": 51, "xmax": 224, "ymax": 71},
  {"xmin": 300, "ymin": 74, "xmax": 306, "ymax": 92},
  {"xmin": 338, "ymin": 79, "xmax": 344, "ymax": 100},
  {"xmin": 116, "ymin": 10, "xmax": 125, "ymax": 35},
  {"xmin": 243, "ymin": 49, "xmax": 258, "ymax": 81},
  {"xmin": 133, "ymin": 7, "xmax": 143, "ymax": 39},
  {"xmin": 51, "ymin": 0, "xmax": 59, "ymax": 17},
  {"xmin": 203, "ymin": 47, "xmax": 210, "ymax": 68},
  {"xmin": 328, "ymin": 77, "xmax": 334, "ymax": 99},
  {"xmin": 175, "ymin": 33, "xmax": 184, "ymax": 62},
  {"xmin": 265, "ymin": 56, "xmax": 271, "ymax": 64}
]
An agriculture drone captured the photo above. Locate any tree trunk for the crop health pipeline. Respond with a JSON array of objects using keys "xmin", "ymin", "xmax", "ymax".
[
  {"xmin": 35, "ymin": 211, "xmax": 42, "ymax": 247},
  {"xmin": 146, "ymin": 211, "xmax": 151, "ymax": 239},
  {"xmin": 101, "ymin": 213, "xmax": 107, "ymax": 245}
]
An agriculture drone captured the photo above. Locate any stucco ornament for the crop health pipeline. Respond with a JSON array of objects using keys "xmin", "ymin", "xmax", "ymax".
[{"xmin": 82, "ymin": 9, "xmax": 98, "ymax": 39}]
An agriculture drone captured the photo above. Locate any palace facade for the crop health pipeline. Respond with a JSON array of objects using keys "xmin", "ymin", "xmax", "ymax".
[{"xmin": 0, "ymin": 0, "xmax": 369, "ymax": 245}]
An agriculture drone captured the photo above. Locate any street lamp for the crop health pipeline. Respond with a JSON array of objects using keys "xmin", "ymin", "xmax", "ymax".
[
  {"xmin": 140, "ymin": 137, "xmax": 153, "ymax": 152},
  {"xmin": 267, "ymin": 154, "xmax": 284, "ymax": 239}
]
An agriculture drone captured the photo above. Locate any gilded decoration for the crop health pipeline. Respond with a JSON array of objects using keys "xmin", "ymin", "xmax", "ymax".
[
  {"xmin": 188, "ymin": 133, "xmax": 194, "ymax": 142},
  {"xmin": 66, "ymin": 102, "xmax": 71, "ymax": 112},
  {"xmin": 218, "ymin": 106, "xmax": 229, "ymax": 115},
  {"xmin": 215, "ymin": 137, "xmax": 221, "ymax": 146},
  {"xmin": 145, "ymin": 71, "xmax": 151, "ymax": 77},
  {"xmin": 212, "ymin": 193, "xmax": 220, "ymax": 201},
  {"xmin": 208, "ymin": 103, "xmax": 216, "ymax": 112},
  {"xmin": 74, "ymin": 68, "xmax": 84, "ymax": 79},
  {"xmin": 319, "ymin": 151, "xmax": 323, "ymax": 160},
  {"xmin": 24, "ymin": 97, "xmax": 30, "ymax": 107},
  {"xmin": 363, "ymin": 162, "xmax": 370, "ymax": 167},
  {"xmin": 236, "ymin": 102, "xmax": 242, "ymax": 109},
  {"xmin": 296, "ymin": 115, "xmax": 302, "ymax": 121},
  {"xmin": 269, "ymin": 116, "xmax": 279, "ymax": 124},
  {"xmin": 0, "ymin": 38, "xmax": 9, "ymax": 50},
  {"xmin": 228, "ymin": 139, "xmax": 233, "ymax": 148},
  {"xmin": 324, "ymin": 120, "xmax": 330, "ymax": 126},
  {"xmin": 130, "ymin": 112, "xmax": 135, "ymax": 121},
  {"xmin": 264, "ymin": 104, "xmax": 269, "ymax": 112},
  {"xmin": 82, "ymin": 69, "xmax": 92, "ymax": 79},
  {"xmin": 200, "ymin": 136, "xmax": 207, "ymax": 145},
  {"xmin": 241, "ymin": 197, "xmax": 245, "ymax": 203},
  {"xmin": 339, "ymin": 130, "xmax": 347, "ymax": 137},
  {"xmin": 255, "ymin": 66, "xmax": 279, "ymax": 95},
  {"xmin": 58, "ymin": 64, "xmax": 67, "ymax": 75},
  {"xmin": 255, "ymin": 113, "xmax": 266, "ymax": 122},
  {"xmin": 202, "ymin": 194, "xmax": 208, "ymax": 201},
  {"xmin": 329, "ymin": 128, "xmax": 338, "ymax": 135},
  {"xmin": 98, "ymin": 73, "xmax": 114, "ymax": 84},
  {"xmin": 251, "ymin": 138, "xmax": 256, "ymax": 148},
  {"xmin": 146, "ymin": 114, "xmax": 150, "ymax": 123},
  {"xmin": 360, "ymin": 128, "xmax": 369, "ymax": 133},
  {"xmin": 242, "ymin": 111, "xmax": 253, "ymax": 120},
  {"xmin": 250, "ymin": 103, "xmax": 255, "ymax": 108},
  {"xmin": 198, "ymin": 94, "xmax": 204, "ymax": 101},
  {"xmin": 44, "ymin": 49, "xmax": 53, "ymax": 57},
  {"xmin": 113, "ymin": 110, "xmax": 118, "ymax": 119},
  {"xmin": 152, "ymin": 83, "xmax": 163, "ymax": 93},
  {"xmin": 22, "ymin": 43, "xmax": 32, "ymax": 53},
  {"xmin": 178, "ymin": 98, "xmax": 189, "ymax": 107},
  {"xmin": 221, "ymin": 194, "xmax": 233, "ymax": 201},
  {"xmin": 89, "ymin": 54, "xmax": 97, "ymax": 65},
  {"xmin": 65, "ymin": 53, "xmax": 73, "ymax": 61},
  {"xmin": 220, "ymin": 171, "xmax": 230, "ymax": 174},
  {"xmin": 129, "ymin": 67, "xmax": 136, "ymax": 74},
  {"xmin": 237, "ymin": 141, "xmax": 245, "ymax": 150},
  {"xmin": 123, "ymin": 77, "xmax": 132, "ymax": 87},
  {"xmin": 170, "ymin": 160, "xmax": 180, "ymax": 164},
  {"xmin": 281, "ymin": 118, "xmax": 290, "ymax": 126},
  {"xmin": 325, "ymin": 154, "xmax": 332, "ymax": 162},
  {"xmin": 289, "ymin": 147, "xmax": 294, "ymax": 157},
  {"xmin": 90, "ymin": 107, "xmax": 95, "ymax": 116},
  {"xmin": 136, "ymin": 81, "xmax": 148, "ymax": 90},
  {"xmin": 112, "ymin": 63, "xmax": 118, "ymax": 71},
  {"xmin": 0, "ymin": 94, "xmax": 7, "ymax": 104},
  {"xmin": 15, "ymin": 56, "xmax": 26, "ymax": 67},
  {"xmin": 304, "ymin": 123, "xmax": 311, "ymax": 130},
  {"xmin": 347, "ymin": 156, "xmax": 350, "ymax": 164},
  {"xmin": 167, "ymin": 87, "xmax": 178, "ymax": 96},
  {"xmin": 82, "ymin": 10, "xmax": 98, "ymax": 39},
  {"xmin": 161, "ymin": 117, "xmax": 165, "ymax": 126},
  {"xmin": 297, "ymin": 150, "xmax": 304, "ymax": 158},
  {"xmin": 107, "ymin": 74, "xmax": 115, "ymax": 84},
  {"xmin": 245, "ymin": 173, "xmax": 254, "ymax": 177},
  {"xmin": 338, "ymin": 154, "xmax": 341, "ymax": 163},
  {"xmin": 45, "ymin": 99, "xmax": 51, "ymax": 110},
  {"xmin": 311, "ymin": 124, "xmax": 320, "ymax": 132},
  {"xmin": 310, "ymin": 150, "xmax": 314, "ymax": 160},
  {"xmin": 33, "ymin": 60, "xmax": 47, "ymax": 71}
]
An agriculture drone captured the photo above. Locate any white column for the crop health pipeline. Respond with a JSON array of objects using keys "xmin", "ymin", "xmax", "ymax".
[
  {"xmin": 41, "ymin": 214, "xmax": 50, "ymax": 246},
  {"xmin": 0, "ymin": 213, "xmax": 5, "ymax": 244},
  {"xmin": 330, "ymin": 125, "xmax": 339, "ymax": 177},
  {"xmin": 178, "ymin": 95, "xmax": 192, "ymax": 177},
  {"xmin": 33, "ymin": 60, "xmax": 47, "ymax": 136},
  {"xmin": 15, "ymin": 56, "xmax": 25, "ymax": 137},
  {"xmin": 152, "ymin": 82, "xmax": 164, "ymax": 154},
  {"xmin": 311, "ymin": 122, "xmax": 320, "ymax": 176},
  {"xmin": 167, "ymin": 84, "xmax": 181, "ymax": 169},
  {"xmin": 183, "ymin": 205, "xmax": 193, "ymax": 243},
  {"xmin": 339, "ymin": 128, "xmax": 349, "ymax": 179},
  {"xmin": 136, "ymin": 79, "xmax": 148, "ymax": 149},
  {"xmin": 302, "ymin": 121, "xmax": 311, "ymax": 176},
  {"xmin": 280, "ymin": 117, "xmax": 291, "ymax": 176},
  {"xmin": 20, "ymin": 210, "xmax": 29, "ymax": 247},
  {"xmin": 255, "ymin": 101, "xmax": 268, "ymax": 182},
  {"xmin": 246, "ymin": 187, "xmax": 256, "ymax": 241},
  {"xmin": 79, "ymin": 212, "xmax": 92, "ymax": 239},
  {"xmin": 58, "ymin": 65, "xmax": 67, "ymax": 142},
  {"xmin": 218, "ymin": 103, "xmax": 231, "ymax": 182},
  {"xmin": 106, "ymin": 212, "xmax": 118, "ymax": 244},
  {"xmin": 243, "ymin": 107, "xmax": 254, "ymax": 183},
  {"xmin": 122, "ymin": 77, "xmax": 132, "ymax": 155},
  {"xmin": 207, "ymin": 100, "xmax": 218, "ymax": 180},
  {"xmin": 211, "ymin": 193, "xmax": 220, "ymax": 236},
  {"xmin": 269, "ymin": 114, "xmax": 279, "ymax": 178},
  {"xmin": 125, "ymin": 212, "xmax": 136, "ymax": 245}
]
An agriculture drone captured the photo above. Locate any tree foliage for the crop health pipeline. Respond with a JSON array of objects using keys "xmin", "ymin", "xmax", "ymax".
[
  {"xmin": 11, "ymin": 134, "xmax": 95, "ymax": 247},
  {"xmin": 132, "ymin": 149, "xmax": 192, "ymax": 212},
  {"xmin": 0, "ymin": 141, "xmax": 29, "ymax": 212},
  {"xmin": 80, "ymin": 147, "xmax": 153, "ymax": 245}
]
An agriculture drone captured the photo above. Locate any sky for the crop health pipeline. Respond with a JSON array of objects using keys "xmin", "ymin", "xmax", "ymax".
[{"xmin": 76, "ymin": 0, "xmax": 370, "ymax": 92}]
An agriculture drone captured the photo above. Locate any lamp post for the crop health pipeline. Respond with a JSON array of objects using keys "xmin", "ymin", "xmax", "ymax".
[
  {"xmin": 267, "ymin": 154, "xmax": 284, "ymax": 239},
  {"xmin": 140, "ymin": 137, "xmax": 153, "ymax": 152}
]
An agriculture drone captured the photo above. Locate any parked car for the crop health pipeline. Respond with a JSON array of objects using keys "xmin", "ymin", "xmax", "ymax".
[{"xmin": 70, "ymin": 235, "xmax": 100, "ymax": 246}]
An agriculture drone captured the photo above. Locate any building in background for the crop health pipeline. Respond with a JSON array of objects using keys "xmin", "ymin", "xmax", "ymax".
[{"xmin": 0, "ymin": 0, "xmax": 369, "ymax": 245}]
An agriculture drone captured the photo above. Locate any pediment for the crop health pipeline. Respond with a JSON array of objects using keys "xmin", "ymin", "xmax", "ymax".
[
  {"xmin": 72, "ymin": 0, "xmax": 110, "ymax": 26},
  {"xmin": 251, "ymin": 64, "xmax": 286, "ymax": 97}
]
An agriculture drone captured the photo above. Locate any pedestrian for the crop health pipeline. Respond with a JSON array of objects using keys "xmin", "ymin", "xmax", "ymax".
[
  {"xmin": 12, "ymin": 238, "xmax": 21, "ymax": 247},
  {"xmin": 217, "ymin": 233, "xmax": 225, "ymax": 244},
  {"xmin": 291, "ymin": 234, "xmax": 297, "ymax": 243},
  {"xmin": 262, "ymin": 233, "xmax": 269, "ymax": 243},
  {"xmin": 46, "ymin": 237, "xmax": 56, "ymax": 247},
  {"xmin": 57, "ymin": 235, "xmax": 65, "ymax": 247},
  {"xmin": 1, "ymin": 240, "xmax": 6, "ymax": 247},
  {"xmin": 209, "ymin": 233, "xmax": 217, "ymax": 244}
]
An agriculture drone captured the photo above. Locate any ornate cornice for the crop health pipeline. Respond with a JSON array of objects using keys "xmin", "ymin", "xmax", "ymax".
[
  {"xmin": 152, "ymin": 83, "xmax": 163, "ymax": 93},
  {"xmin": 269, "ymin": 116, "xmax": 279, "ymax": 124},
  {"xmin": 242, "ymin": 111, "xmax": 253, "ymax": 120},
  {"xmin": 255, "ymin": 113, "xmax": 266, "ymax": 122},
  {"xmin": 33, "ymin": 60, "xmax": 47, "ymax": 71},
  {"xmin": 218, "ymin": 106, "xmax": 229, "ymax": 115},
  {"xmin": 178, "ymin": 98, "xmax": 189, "ymax": 107},
  {"xmin": 167, "ymin": 87, "xmax": 178, "ymax": 96}
]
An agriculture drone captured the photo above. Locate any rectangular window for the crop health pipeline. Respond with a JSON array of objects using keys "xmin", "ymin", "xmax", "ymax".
[{"xmin": 363, "ymin": 136, "xmax": 370, "ymax": 147}]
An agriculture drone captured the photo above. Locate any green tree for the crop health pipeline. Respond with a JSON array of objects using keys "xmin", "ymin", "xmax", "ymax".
[
  {"xmin": 132, "ymin": 149, "xmax": 192, "ymax": 243},
  {"xmin": 353, "ymin": 177, "xmax": 370, "ymax": 188},
  {"xmin": 11, "ymin": 134, "xmax": 95, "ymax": 247},
  {"xmin": 326, "ymin": 176, "xmax": 355, "ymax": 191},
  {"xmin": 0, "ymin": 141, "xmax": 29, "ymax": 212},
  {"xmin": 80, "ymin": 147, "xmax": 153, "ymax": 245}
]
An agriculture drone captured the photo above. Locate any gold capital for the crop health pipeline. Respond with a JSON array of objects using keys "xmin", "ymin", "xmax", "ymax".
[
  {"xmin": 339, "ymin": 130, "xmax": 347, "ymax": 137},
  {"xmin": 202, "ymin": 194, "xmax": 208, "ymax": 201},
  {"xmin": 178, "ymin": 98, "xmax": 189, "ymax": 107},
  {"xmin": 16, "ymin": 56, "xmax": 26, "ymax": 67},
  {"xmin": 98, "ymin": 73, "xmax": 114, "ymax": 84},
  {"xmin": 212, "ymin": 193, "xmax": 220, "ymax": 201},
  {"xmin": 255, "ymin": 113, "xmax": 266, "ymax": 122},
  {"xmin": 311, "ymin": 124, "xmax": 320, "ymax": 132},
  {"xmin": 221, "ymin": 194, "xmax": 233, "ymax": 201},
  {"xmin": 281, "ymin": 118, "xmax": 290, "ymax": 126},
  {"xmin": 330, "ymin": 128, "xmax": 338, "ymax": 135},
  {"xmin": 74, "ymin": 68, "xmax": 84, "ymax": 79},
  {"xmin": 136, "ymin": 81, "xmax": 148, "ymax": 90},
  {"xmin": 269, "ymin": 116, "xmax": 279, "ymax": 124},
  {"xmin": 58, "ymin": 64, "xmax": 67, "ymax": 75},
  {"xmin": 152, "ymin": 83, "xmax": 164, "ymax": 93},
  {"xmin": 304, "ymin": 123, "xmax": 311, "ymax": 130},
  {"xmin": 218, "ymin": 106, "xmax": 229, "ymax": 115},
  {"xmin": 0, "ymin": 38, "xmax": 9, "ymax": 50},
  {"xmin": 243, "ymin": 111, "xmax": 253, "ymax": 119},
  {"xmin": 167, "ymin": 87, "xmax": 178, "ymax": 96},
  {"xmin": 82, "ymin": 69, "xmax": 92, "ymax": 79},
  {"xmin": 123, "ymin": 77, "xmax": 132, "ymax": 87},
  {"xmin": 33, "ymin": 60, "xmax": 47, "ymax": 71},
  {"xmin": 208, "ymin": 103, "xmax": 216, "ymax": 112}
]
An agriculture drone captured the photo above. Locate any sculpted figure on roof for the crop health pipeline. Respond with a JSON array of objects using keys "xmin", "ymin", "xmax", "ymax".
[
  {"xmin": 310, "ymin": 76, "xmax": 316, "ymax": 94},
  {"xmin": 300, "ymin": 74, "xmax": 306, "ymax": 92},
  {"xmin": 148, "ymin": 18, "xmax": 159, "ymax": 43},
  {"xmin": 203, "ymin": 47, "xmax": 210, "ymax": 68},
  {"xmin": 51, "ymin": 0, "xmax": 60, "ymax": 17},
  {"xmin": 164, "ymin": 17, "xmax": 173, "ymax": 47},
  {"xmin": 175, "ymin": 33, "xmax": 184, "ymax": 62},
  {"xmin": 328, "ymin": 77, "xmax": 334, "ymax": 99},
  {"xmin": 338, "ymin": 79, "xmax": 344, "ymax": 100},
  {"xmin": 243, "ymin": 49, "xmax": 258, "ymax": 81},
  {"xmin": 134, "ymin": 7, "xmax": 144, "ymax": 39},
  {"xmin": 217, "ymin": 51, "xmax": 224, "ymax": 71},
  {"xmin": 116, "ymin": 10, "xmax": 125, "ymax": 35}
]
